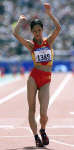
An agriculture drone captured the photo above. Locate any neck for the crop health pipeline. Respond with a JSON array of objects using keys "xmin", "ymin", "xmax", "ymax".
[{"xmin": 33, "ymin": 38, "xmax": 43, "ymax": 45}]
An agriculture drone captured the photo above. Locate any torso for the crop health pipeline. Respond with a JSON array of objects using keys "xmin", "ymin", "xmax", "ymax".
[{"xmin": 31, "ymin": 39, "xmax": 54, "ymax": 72}]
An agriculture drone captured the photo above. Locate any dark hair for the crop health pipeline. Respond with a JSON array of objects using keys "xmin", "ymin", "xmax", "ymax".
[{"xmin": 30, "ymin": 19, "xmax": 43, "ymax": 31}]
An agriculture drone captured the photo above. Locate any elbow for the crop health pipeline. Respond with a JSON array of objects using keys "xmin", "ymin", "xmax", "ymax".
[
  {"xmin": 56, "ymin": 24, "xmax": 61, "ymax": 33},
  {"xmin": 12, "ymin": 27, "xmax": 17, "ymax": 36},
  {"xmin": 12, "ymin": 29, "xmax": 15, "ymax": 35},
  {"xmin": 12, "ymin": 30, "xmax": 17, "ymax": 37},
  {"xmin": 58, "ymin": 24, "xmax": 61, "ymax": 31}
]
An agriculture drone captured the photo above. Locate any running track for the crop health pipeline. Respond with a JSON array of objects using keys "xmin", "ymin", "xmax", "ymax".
[{"xmin": 0, "ymin": 72, "xmax": 74, "ymax": 150}]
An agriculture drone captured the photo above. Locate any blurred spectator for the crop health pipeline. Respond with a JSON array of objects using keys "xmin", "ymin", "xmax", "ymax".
[
  {"xmin": 0, "ymin": 0, "xmax": 74, "ymax": 60},
  {"xmin": 0, "ymin": 2, "xmax": 5, "ymax": 15}
]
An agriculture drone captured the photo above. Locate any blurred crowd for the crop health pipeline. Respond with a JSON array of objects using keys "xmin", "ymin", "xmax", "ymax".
[{"xmin": 0, "ymin": 0, "xmax": 74, "ymax": 60}]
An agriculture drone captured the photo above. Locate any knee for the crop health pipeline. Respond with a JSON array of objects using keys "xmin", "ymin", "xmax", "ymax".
[{"xmin": 40, "ymin": 114, "xmax": 48, "ymax": 124}]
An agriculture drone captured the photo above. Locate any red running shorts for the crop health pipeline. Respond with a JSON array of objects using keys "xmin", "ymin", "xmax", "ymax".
[{"xmin": 30, "ymin": 68, "xmax": 51, "ymax": 89}]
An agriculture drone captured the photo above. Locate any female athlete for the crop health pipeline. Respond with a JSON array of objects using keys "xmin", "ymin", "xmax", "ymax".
[{"xmin": 13, "ymin": 3, "xmax": 61, "ymax": 147}]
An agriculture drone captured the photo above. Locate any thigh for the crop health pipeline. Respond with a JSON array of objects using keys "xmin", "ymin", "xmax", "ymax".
[
  {"xmin": 27, "ymin": 76, "xmax": 37, "ymax": 108},
  {"xmin": 38, "ymin": 83, "xmax": 50, "ymax": 114}
]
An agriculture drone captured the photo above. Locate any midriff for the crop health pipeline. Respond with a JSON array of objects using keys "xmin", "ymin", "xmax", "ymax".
[{"xmin": 34, "ymin": 65, "xmax": 52, "ymax": 72}]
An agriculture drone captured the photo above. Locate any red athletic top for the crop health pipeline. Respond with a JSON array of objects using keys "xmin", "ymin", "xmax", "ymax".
[{"xmin": 32, "ymin": 39, "xmax": 54, "ymax": 66}]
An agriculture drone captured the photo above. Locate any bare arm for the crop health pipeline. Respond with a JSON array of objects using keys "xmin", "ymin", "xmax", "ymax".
[
  {"xmin": 13, "ymin": 15, "xmax": 34, "ymax": 51},
  {"xmin": 44, "ymin": 3, "xmax": 61, "ymax": 46}
]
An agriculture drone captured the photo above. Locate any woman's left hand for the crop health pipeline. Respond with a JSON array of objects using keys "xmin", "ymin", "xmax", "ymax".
[{"xmin": 44, "ymin": 3, "xmax": 52, "ymax": 15}]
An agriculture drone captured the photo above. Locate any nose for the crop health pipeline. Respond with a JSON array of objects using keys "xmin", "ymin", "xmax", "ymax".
[{"xmin": 36, "ymin": 33, "xmax": 39, "ymax": 36}]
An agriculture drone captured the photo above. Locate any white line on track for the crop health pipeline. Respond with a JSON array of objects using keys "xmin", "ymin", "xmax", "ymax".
[
  {"xmin": 0, "ymin": 136, "xmax": 32, "ymax": 138},
  {"xmin": 0, "ymin": 75, "xmax": 22, "ymax": 87},
  {"xmin": 50, "ymin": 139, "xmax": 74, "ymax": 147},
  {"xmin": 0, "ymin": 135, "xmax": 74, "ymax": 138},
  {"xmin": 70, "ymin": 112, "xmax": 74, "ymax": 115},
  {"xmin": 0, "ymin": 86, "xmax": 26, "ymax": 104},
  {"xmin": 0, "ymin": 125, "xmax": 32, "ymax": 131},
  {"xmin": 0, "ymin": 125, "xmax": 14, "ymax": 129},
  {"xmin": 0, "ymin": 135, "xmax": 74, "ymax": 148},
  {"xmin": 36, "ymin": 73, "xmax": 72, "ymax": 122},
  {"xmin": 0, "ymin": 125, "xmax": 74, "ymax": 129},
  {"xmin": 46, "ymin": 125, "xmax": 74, "ymax": 128},
  {"xmin": 48, "ymin": 73, "xmax": 72, "ymax": 108}
]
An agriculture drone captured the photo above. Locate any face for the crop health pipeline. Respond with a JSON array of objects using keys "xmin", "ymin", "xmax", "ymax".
[{"xmin": 32, "ymin": 25, "xmax": 43, "ymax": 40}]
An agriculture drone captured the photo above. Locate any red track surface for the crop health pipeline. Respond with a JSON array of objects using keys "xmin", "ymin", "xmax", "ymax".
[{"xmin": 0, "ymin": 73, "xmax": 74, "ymax": 150}]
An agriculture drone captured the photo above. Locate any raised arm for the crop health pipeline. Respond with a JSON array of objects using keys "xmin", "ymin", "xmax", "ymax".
[
  {"xmin": 44, "ymin": 3, "xmax": 61, "ymax": 46},
  {"xmin": 12, "ymin": 15, "xmax": 34, "ymax": 51}
]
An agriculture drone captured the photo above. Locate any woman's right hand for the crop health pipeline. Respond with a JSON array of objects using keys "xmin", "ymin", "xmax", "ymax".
[
  {"xmin": 18, "ymin": 15, "xmax": 27, "ymax": 24},
  {"xmin": 13, "ymin": 15, "xmax": 27, "ymax": 34},
  {"xmin": 44, "ymin": 3, "xmax": 52, "ymax": 15}
]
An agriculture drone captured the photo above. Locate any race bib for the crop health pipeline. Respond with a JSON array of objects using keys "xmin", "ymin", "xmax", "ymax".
[{"xmin": 34, "ymin": 47, "xmax": 51, "ymax": 62}]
